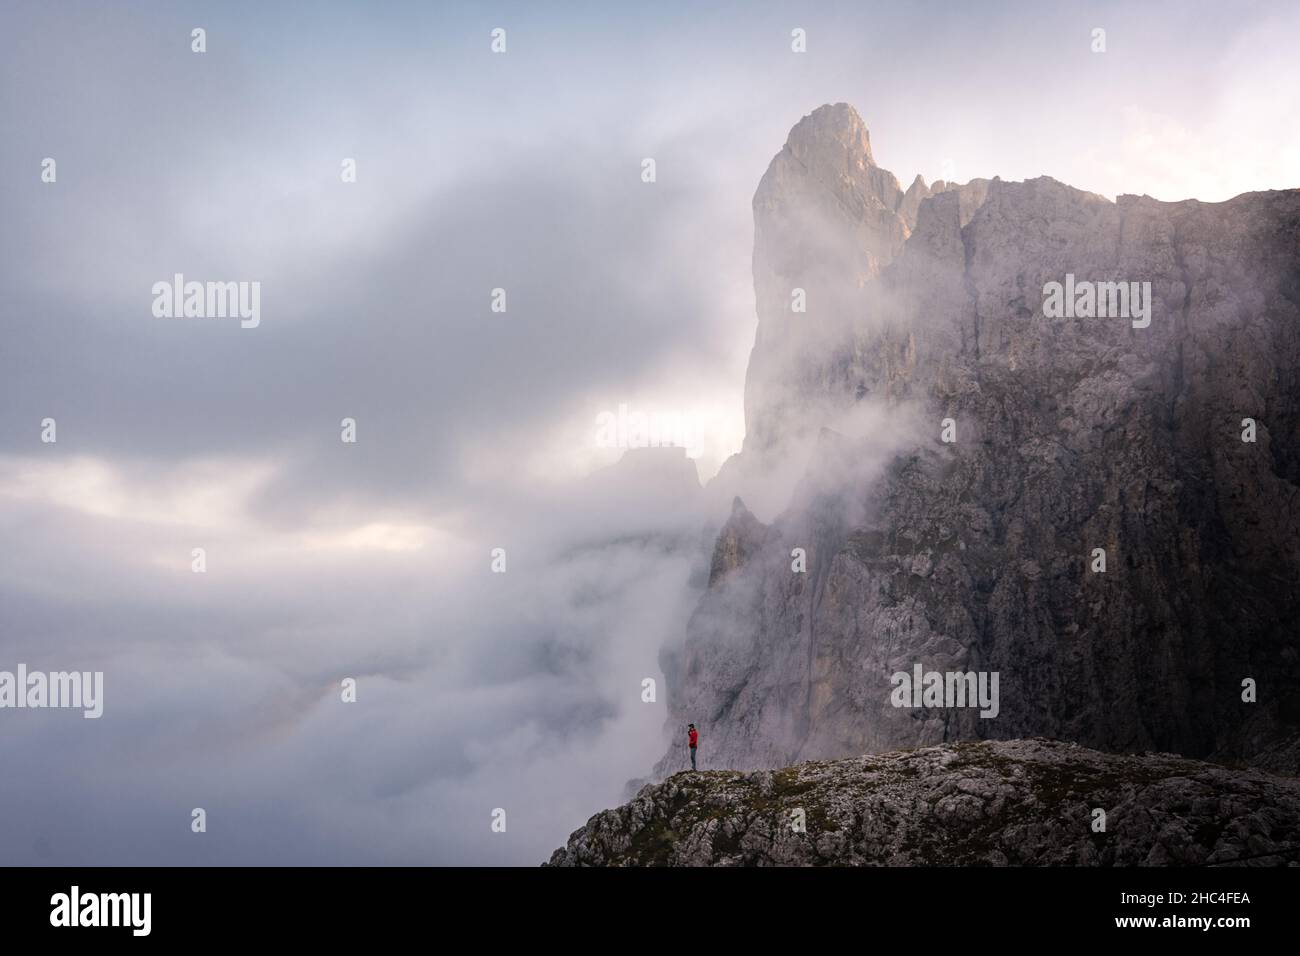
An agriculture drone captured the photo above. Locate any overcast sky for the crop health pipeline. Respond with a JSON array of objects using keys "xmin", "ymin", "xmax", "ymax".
[{"xmin": 1, "ymin": 0, "xmax": 1297, "ymax": 865}]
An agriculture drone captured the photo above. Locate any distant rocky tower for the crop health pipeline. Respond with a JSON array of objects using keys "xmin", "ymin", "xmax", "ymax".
[
  {"xmin": 743, "ymin": 103, "xmax": 990, "ymax": 456},
  {"xmin": 657, "ymin": 103, "xmax": 1300, "ymax": 777}
]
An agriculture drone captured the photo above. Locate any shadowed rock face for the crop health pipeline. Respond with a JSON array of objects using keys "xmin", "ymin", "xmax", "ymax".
[
  {"xmin": 657, "ymin": 104, "xmax": 1300, "ymax": 778},
  {"xmin": 551, "ymin": 739, "xmax": 1300, "ymax": 866}
]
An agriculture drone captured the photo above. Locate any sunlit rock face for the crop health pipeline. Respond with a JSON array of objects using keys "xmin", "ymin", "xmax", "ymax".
[{"xmin": 659, "ymin": 103, "xmax": 1300, "ymax": 777}]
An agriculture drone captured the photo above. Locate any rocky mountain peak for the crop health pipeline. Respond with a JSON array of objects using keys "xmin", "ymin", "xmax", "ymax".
[
  {"xmin": 784, "ymin": 102, "xmax": 876, "ymax": 169},
  {"xmin": 706, "ymin": 496, "xmax": 768, "ymax": 587},
  {"xmin": 745, "ymin": 105, "xmax": 915, "ymax": 454},
  {"xmin": 662, "ymin": 104, "xmax": 1300, "ymax": 778}
]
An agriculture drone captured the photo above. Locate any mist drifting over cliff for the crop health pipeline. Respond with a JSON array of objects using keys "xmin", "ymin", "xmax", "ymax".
[{"xmin": 3, "ymin": 1, "xmax": 1299, "ymax": 868}]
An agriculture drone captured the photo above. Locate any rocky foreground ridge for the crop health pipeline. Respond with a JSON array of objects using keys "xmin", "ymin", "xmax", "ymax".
[{"xmin": 551, "ymin": 739, "xmax": 1300, "ymax": 866}]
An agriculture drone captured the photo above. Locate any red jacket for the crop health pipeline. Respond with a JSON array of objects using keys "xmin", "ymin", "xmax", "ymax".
[{"xmin": 688, "ymin": 728, "xmax": 698, "ymax": 749}]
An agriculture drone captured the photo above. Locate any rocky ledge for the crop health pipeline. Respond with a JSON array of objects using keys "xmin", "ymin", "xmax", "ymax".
[{"xmin": 547, "ymin": 739, "xmax": 1300, "ymax": 866}]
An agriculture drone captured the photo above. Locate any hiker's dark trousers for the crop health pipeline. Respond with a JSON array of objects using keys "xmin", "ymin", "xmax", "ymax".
[{"xmin": 690, "ymin": 746, "xmax": 696, "ymax": 770}]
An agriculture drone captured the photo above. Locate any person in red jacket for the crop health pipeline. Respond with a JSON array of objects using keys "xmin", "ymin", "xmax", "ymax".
[{"xmin": 688, "ymin": 723, "xmax": 699, "ymax": 770}]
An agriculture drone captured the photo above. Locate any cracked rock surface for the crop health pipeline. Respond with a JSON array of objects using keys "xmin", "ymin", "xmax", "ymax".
[
  {"xmin": 551, "ymin": 739, "xmax": 1300, "ymax": 866},
  {"xmin": 656, "ymin": 104, "xmax": 1300, "ymax": 778}
]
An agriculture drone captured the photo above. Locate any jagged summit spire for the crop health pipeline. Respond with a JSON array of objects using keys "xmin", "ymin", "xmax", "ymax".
[
  {"xmin": 785, "ymin": 102, "xmax": 874, "ymax": 167},
  {"xmin": 747, "ymin": 103, "xmax": 909, "ymax": 452}
]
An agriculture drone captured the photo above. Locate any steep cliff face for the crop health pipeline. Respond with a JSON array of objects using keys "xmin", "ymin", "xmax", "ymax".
[
  {"xmin": 552, "ymin": 739, "xmax": 1300, "ymax": 866},
  {"xmin": 657, "ymin": 104, "xmax": 1300, "ymax": 778},
  {"xmin": 744, "ymin": 104, "xmax": 908, "ymax": 456}
]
